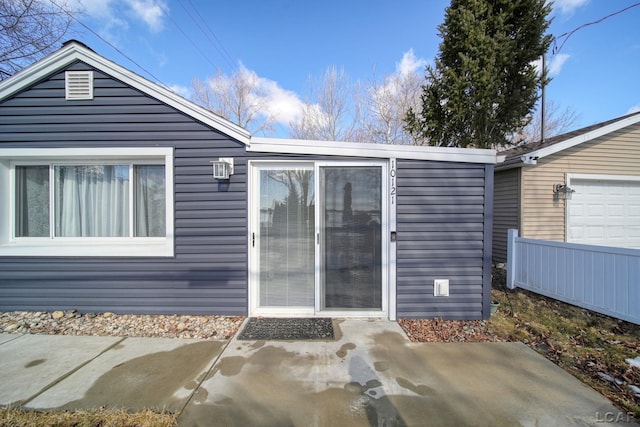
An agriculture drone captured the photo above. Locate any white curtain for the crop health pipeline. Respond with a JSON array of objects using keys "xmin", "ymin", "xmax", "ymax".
[{"xmin": 54, "ymin": 165, "xmax": 129, "ymax": 237}]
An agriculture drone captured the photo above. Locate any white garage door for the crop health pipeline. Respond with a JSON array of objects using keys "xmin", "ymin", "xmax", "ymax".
[{"xmin": 567, "ymin": 177, "xmax": 640, "ymax": 248}]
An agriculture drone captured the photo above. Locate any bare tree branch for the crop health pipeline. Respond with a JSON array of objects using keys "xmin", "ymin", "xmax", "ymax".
[
  {"xmin": 358, "ymin": 68, "xmax": 425, "ymax": 145},
  {"xmin": 191, "ymin": 67, "xmax": 277, "ymax": 136},
  {"xmin": 0, "ymin": 0, "xmax": 74, "ymax": 80},
  {"xmin": 289, "ymin": 66, "xmax": 360, "ymax": 142},
  {"xmin": 508, "ymin": 99, "xmax": 581, "ymax": 148}
]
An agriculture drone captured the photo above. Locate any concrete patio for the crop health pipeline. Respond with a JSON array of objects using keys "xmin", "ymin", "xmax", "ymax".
[{"xmin": 0, "ymin": 319, "xmax": 634, "ymax": 426}]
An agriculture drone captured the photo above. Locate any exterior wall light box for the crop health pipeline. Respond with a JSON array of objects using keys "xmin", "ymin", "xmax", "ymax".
[
  {"xmin": 553, "ymin": 183, "xmax": 575, "ymax": 201},
  {"xmin": 211, "ymin": 158, "xmax": 234, "ymax": 180}
]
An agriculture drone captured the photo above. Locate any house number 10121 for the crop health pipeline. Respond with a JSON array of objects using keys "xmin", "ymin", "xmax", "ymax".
[{"xmin": 390, "ymin": 159, "xmax": 396, "ymax": 205}]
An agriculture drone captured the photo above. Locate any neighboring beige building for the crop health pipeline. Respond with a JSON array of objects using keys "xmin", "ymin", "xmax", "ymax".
[{"xmin": 493, "ymin": 112, "xmax": 640, "ymax": 262}]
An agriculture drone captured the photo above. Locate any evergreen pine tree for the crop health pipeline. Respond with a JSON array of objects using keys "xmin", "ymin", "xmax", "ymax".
[{"xmin": 406, "ymin": 0, "xmax": 552, "ymax": 148}]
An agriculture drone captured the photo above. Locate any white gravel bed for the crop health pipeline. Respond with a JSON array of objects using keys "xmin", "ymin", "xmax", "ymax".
[{"xmin": 0, "ymin": 310, "xmax": 245, "ymax": 340}]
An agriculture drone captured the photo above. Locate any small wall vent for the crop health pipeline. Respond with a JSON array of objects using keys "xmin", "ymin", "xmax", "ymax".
[{"xmin": 65, "ymin": 71, "xmax": 93, "ymax": 100}]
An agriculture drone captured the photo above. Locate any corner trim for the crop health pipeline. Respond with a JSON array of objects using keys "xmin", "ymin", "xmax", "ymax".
[{"xmin": 482, "ymin": 164, "xmax": 494, "ymax": 319}]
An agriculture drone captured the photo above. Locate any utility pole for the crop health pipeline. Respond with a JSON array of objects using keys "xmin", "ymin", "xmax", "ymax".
[{"xmin": 541, "ymin": 53, "xmax": 545, "ymax": 143}]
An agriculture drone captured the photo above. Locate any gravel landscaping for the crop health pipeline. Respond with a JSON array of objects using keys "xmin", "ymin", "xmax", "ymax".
[
  {"xmin": 0, "ymin": 309, "xmax": 497, "ymax": 343},
  {"xmin": 398, "ymin": 318, "xmax": 502, "ymax": 342},
  {"xmin": 0, "ymin": 310, "xmax": 244, "ymax": 340}
]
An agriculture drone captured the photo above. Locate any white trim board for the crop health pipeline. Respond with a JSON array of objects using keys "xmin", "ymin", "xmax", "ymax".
[{"xmin": 567, "ymin": 173, "xmax": 640, "ymax": 183}]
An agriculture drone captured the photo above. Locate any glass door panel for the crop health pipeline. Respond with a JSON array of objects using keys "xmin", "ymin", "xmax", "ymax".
[
  {"xmin": 321, "ymin": 166, "xmax": 382, "ymax": 310},
  {"xmin": 258, "ymin": 166, "xmax": 315, "ymax": 307}
]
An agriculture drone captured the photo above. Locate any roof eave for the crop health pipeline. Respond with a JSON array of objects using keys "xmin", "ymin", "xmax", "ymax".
[
  {"xmin": 502, "ymin": 113, "xmax": 640, "ymax": 167},
  {"xmin": 249, "ymin": 137, "xmax": 499, "ymax": 164}
]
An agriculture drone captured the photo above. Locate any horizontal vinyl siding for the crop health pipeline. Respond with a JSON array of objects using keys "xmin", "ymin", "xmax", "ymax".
[
  {"xmin": 0, "ymin": 61, "xmax": 248, "ymax": 315},
  {"xmin": 521, "ymin": 123, "xmax": 640, "ymax": 242},
  {"xmin": 492, "ymin": 168, "xmax": 520, "ymax": 262},
  {"xmin": 396, "ymin": 161, "xmax": 490, "ymax": 320}
]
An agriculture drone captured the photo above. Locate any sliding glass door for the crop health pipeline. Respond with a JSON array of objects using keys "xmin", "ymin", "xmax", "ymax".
[{"xmin": 250, "ymin": 162, "xmax": 386, "ymax": 316}]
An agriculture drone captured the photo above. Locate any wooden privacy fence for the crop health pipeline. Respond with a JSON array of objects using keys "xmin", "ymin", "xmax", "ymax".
[{"xmin": 506, "ymin": 229, "xmax": 640, "ymax": 325}]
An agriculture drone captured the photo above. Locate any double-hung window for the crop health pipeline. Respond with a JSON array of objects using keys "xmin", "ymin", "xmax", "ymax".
[{"xmin": 0, "ymin": 148, "xmax": 174, "ymax": 257}]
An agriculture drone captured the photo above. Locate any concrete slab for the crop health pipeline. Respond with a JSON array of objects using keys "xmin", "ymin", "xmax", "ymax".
[
  {"xmin": 0, "ymin": 334, "xmax": 120, "ymax": 406},
  {"xmin": 0, "ymin": 334, "xmax": 21, "ymax": 345},
  {"xmin": 26, "ymin": 337, "xmax": 226, "ymax": 412},
  {"xmin": 179, "ymin": 319, "xmax": 634, "ymax": 427}
]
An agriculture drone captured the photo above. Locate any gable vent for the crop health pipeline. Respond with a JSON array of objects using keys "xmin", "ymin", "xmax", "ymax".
[{"xmin": 65, "ymin": 71, "xmax": 93, "ymax": 100}]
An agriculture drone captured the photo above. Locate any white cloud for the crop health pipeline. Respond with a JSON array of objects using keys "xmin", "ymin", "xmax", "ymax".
[
  {"xmin": 256, "ymin": 78, "xmax": 306, "ymax": 124},
  {"xmin": 73, "ymin": 0, "xmax": 168, "ymax": 33},
  {"xmin": 71, "ymin": 0, "xmax": 129, "ymax": 36},
  {"xmin": 373, "ymin": 50, "xmax": 426, "ymax": 101},
  {"xmin": 548, "ymin": 53, "xmax": 570, "ymax": 75},
  {"xmin": 72, "ymin": 0, "xmax": 115, "ymax": 18},
  {"xmin": 125, "ymin": 0, "xmax": 168, "ymax": 32},
  {"xmin": 168, "ymin": 84, "xmax": 191, "ymax": 99},
  {"xmin": 396, "ymin": 49, "xmax": 427, "ymax": 77},
  {"xmin": 627, "ymin": 105, "xmax": 640, "ymax": 114},
  {"xmin": 551, "ymin": 0, "xmax": 589, "ymax": 15},
  {"xmin": 532, "ymin": 53, "xmax": 570, "ymax": 76}
]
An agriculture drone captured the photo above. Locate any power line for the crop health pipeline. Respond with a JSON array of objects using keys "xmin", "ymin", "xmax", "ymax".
[
  {"xmin": 164, "ymin": 12, "xmax": 222, "ymax": 72},
  {"xmin": 48, "ymin": 0, "xmax": 168, "ymax": 87},
  {"xmin": 552, "ymin": 2, "xmax": 640, "ymax": 54},
  {"xmin": 177, "ymin": 0, "xmax": 237, "ymax": 71}
]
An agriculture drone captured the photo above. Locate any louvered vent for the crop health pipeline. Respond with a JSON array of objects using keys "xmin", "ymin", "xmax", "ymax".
[{"xmin": 65, "ymin": 71, "xmax": 93, "ymax": 100}]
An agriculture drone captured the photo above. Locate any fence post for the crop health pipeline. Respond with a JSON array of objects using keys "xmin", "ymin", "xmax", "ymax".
[{"xmin": 506, "ymin": 229, "xmax": 518, "ymax": 289}]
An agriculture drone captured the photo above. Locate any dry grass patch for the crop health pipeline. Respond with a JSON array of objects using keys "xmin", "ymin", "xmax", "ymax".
[{"xmin": 0, "ymin": 407, "xmax": 177, "ymax": 427}]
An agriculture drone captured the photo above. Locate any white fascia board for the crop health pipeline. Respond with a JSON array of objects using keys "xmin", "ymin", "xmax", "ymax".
[
  {"xmin": 249, "ymin": 137, "xmax": 498, "ymax": 164},
  {"xmin": 0, "ymin": 43, "xmax": 251, "ymax": 145},
  {"xmin": 524, "ymin": 113, "xmax": 640, "ymax": 161}
]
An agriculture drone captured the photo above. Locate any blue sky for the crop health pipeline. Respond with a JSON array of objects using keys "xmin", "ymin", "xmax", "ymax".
[{"xmin": 68, "ymin": 0, "xmax": 640, "ymax": 136}]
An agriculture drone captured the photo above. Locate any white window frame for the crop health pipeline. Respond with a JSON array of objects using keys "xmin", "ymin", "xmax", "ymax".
[{"xmin": 0, "ymin": 147, "xmax": 174, "ymax": 257}]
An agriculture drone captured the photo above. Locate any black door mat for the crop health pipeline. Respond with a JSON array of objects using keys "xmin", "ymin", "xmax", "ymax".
[{"xmin": 238, "ymin": 317, "xmax": 335, "ymax": 341}]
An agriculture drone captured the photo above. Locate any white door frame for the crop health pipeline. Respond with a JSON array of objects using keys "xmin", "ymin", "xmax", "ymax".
[{"xmin": 248, "ymin": 159, "xmax": 393, "ymax": 318}]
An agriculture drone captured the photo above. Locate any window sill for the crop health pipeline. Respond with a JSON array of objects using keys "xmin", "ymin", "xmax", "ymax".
[{"xmin": 0, "ymin": 239, "xmax": 174, "ymax": 257}]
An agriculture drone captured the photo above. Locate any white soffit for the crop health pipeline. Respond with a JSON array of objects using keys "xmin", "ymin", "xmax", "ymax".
[
  {"xmin": 0, "ymin": 41, "xmax": 251, "ymax": 145},
  {"xmin": 249, "ymin": 137, "xmax": 498, "ymax": 164}
]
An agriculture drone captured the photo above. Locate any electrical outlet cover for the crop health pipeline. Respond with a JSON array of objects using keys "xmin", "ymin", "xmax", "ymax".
[{"xmin": 434, "ymin": 279, "xmax": 450, "ymax": 297}]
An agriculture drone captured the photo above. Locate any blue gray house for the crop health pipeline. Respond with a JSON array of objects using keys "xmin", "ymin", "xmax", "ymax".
[{"xmin": 0, "ymin": 41, "xmax": 498, "ymax": 320}]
